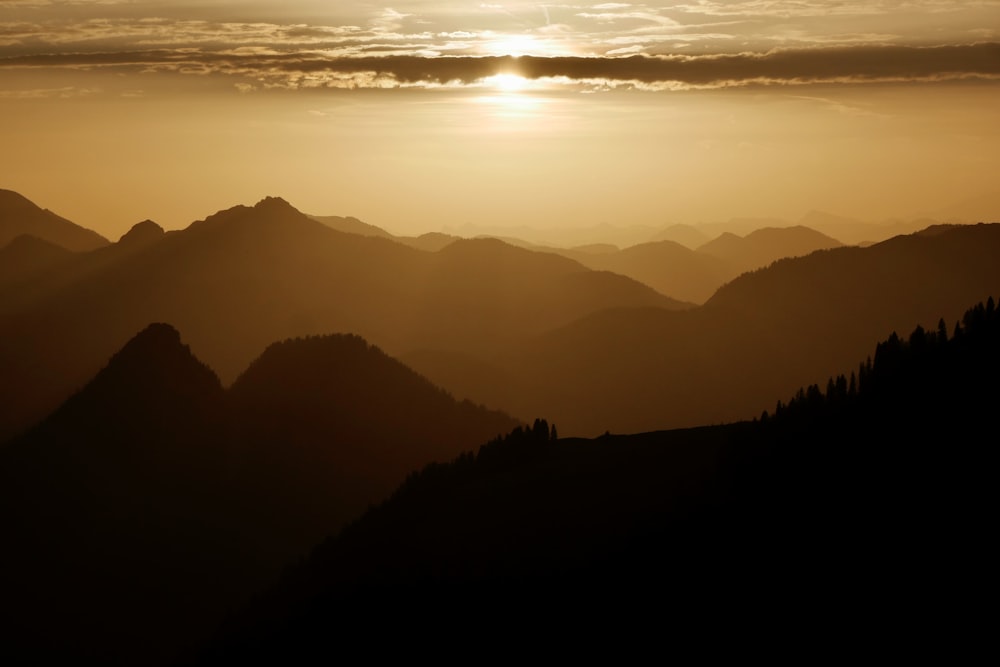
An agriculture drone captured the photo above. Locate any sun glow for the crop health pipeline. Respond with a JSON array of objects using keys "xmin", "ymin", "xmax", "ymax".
[
  {"xmin": 471, "ymin": 74, "xmax": 547, "ymax": 126},
  {"xmin": 484, "ymin": 73, "xmax": 529, "ymax": 93}
]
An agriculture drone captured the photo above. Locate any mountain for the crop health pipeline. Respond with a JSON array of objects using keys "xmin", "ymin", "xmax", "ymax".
[
  {"xmin": 0, "ymin": 323, "xmax": 521, "ymax": 665},
  {"xmin": 696, "ymin": 225, "xmax": 844, "ymax": 273},
  {"xmin": 795, "ymin": 209, "xmax": 940, "ymax": 245},
  {"xmin": 201, "ymin": 298, "xmax": 999, "ymax": 660},
  {"xmin": 117, "ymin": 218, "xmax": 165, "ymax": 246},
  {"xmin": 227, "ymin": 333, "xmax": 519, "ymax": 561},
  {"xmin": 417, "ymin": 223, "xmax": 1000, "ymax": 436},
  {"xmin": 917, "ymin": 190, "xmax": 1000, "ymax": 223},
  {"xmin": 0, "ymin": 196, "xmax": 679, "ymax": 442},
  {"xmin": 543, "ymin": 226, "xmax": 841, "ymax": 304},
  {"xmin": 0, "ymin": 188, "xmax": 108, "ymax": 251},
  {"xmin": 648, "ymin": 222, "xmax": 711, "ymax": 248},
  {"xmin": 444, "ymin": 220, "xmax": 663, "ymax": 248},
  {"xmin": 0, "ymin": 234, "xmax": 74, "ymax": 289},
  {"xmin": 396, "ymin": 231, "xmax": 461, "ymax": 252},
  {"xmin": 0, "ymin": 323, "xmax": 236, "ymax": 665},
  {"xmin": 557, "ymin": 239, "xmax": 731, "ymax": 303},
  {"xmin": 309, "ymin": 213, "xmax": 395, "ymax": 239}
]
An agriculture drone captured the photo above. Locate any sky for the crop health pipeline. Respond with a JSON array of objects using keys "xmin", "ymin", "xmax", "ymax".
[{"xmin": 1, "ymin": 1, "xmax": 999, "ymax": 240}]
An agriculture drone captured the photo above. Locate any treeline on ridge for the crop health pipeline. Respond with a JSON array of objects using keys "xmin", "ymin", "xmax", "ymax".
[{"xmin": 201, "ymin": 296, "xmax": 999, "ymax": 661}]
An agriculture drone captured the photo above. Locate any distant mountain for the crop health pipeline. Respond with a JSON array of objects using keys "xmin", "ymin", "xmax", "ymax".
[
  {"xmin": 0, "ymin": 196, "xmax": 678, "ymax": 441},
  {"xmin": 688, "ymin": 213, "xmax": 960, "ymax": 247},
  {"xmin": 444, "ymin": 221, "xmax": 663, "ymax": 248},
  {"xmin": 0, "ymin": 323, "xmax": 520, "ymax": 665},
  {"xmin": 796, "ymin": 210, "xmax": 937, "ymax": 245},
  {"xmin": 693, "ymin": 216, "xmax": 792, "ymax": 238},
  {"xmin": 309, "ymin": 213, "xmax": 395, "ymax": 239},
  {"xmin": 567, "ymin": 242, "xmax": 619, "ymax": 254},
  {"xmin": 414, "ymin": 223, "xmax": 1000, "ymax": 436},
  {"xmin": 396, "ymin": 231, "xmax": 461, "ymax": 252},
  {"xmin": 201, "ymin": 299, "xmax": 999, "ymax": 660},
  {"xmin": 0, "ymin": 188, "xmax": 108, "ymax": 251},
  {"xmin": 917, "ymin": 190, "xmax": 1000, "ymax": 223},
  {"xmin": 648, "ymin": 222, "xmax": 711, "ymax": 248},
  {"xmin": 118, "ymin": 218, "xmax": 165, "ymax": 246},
  {"xmin": 524, "ymin": 226, "xmax": 840, "ymax": 305},
  {"xmin": 0, "ymin": 234, "xmax": 74, "ymax": 289},
  {"xmin": 696, "ymin": 225, "xmax": 843, "ymax": 273},
  {"xmin": 557, "ymin": 239, "xmax": 730, "ymax": 304}
]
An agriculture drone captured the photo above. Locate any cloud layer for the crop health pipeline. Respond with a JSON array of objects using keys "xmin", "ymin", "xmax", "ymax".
[
  {"xmin": 1, "ymin": 1, "xmax": 998, "ymax": 91},
  {"xmin": 3, "ymin": 42, "xmax": 998, "ymax": 91}
]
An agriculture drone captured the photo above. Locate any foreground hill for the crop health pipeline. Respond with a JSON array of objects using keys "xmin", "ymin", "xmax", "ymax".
[
  {"xmin": 0, "ymin": 324, "xmax": 235, "ymax": 665},
  {"xmin": 227, "ymin": 333, "xmax": 518, "ymax": 560},
  {"xmin": 201, "ymin": 298, "xmax": 998, "ymax": 660},
  {"xmin": 0, "ymin": 195, "xmax": 679, "ymax": 441},
  {"xmin": 0, "ymin": 324, "xmax": 518, "ymax": 665},
  {"xmin": 0, "ymin": 188, "xmax": 108, "ymax": 251}
]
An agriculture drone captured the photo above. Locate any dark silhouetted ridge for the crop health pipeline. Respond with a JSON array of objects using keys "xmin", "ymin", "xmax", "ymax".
[
  {"xmin": 0, "ymin": 322, "xmax": 522, "ymax": 665},
  {"xmin": 228, "ymin": 333, "xmax": 520, "ymax": 558},
  {"xmin": 0, "ymin": 323, "xmax": 233, "ymax": 667},
  {"xmin": 83, "ymin": 322, "xmax": 222, "ymax": 411},
  {"xmin": 202, "ymin": 297, "xmax": 999, "ymax": 661}
]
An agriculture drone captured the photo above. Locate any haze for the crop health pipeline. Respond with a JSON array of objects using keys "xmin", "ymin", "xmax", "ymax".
[{"xmin": 2, "ymin": 1, "xmax": 998, "ymax": 239}]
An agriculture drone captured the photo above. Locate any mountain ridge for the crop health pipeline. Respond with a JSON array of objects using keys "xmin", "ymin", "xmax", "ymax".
[
  {"xmin": 0, "ymin": 188, "xmax": 109, "ymax": 252},
  {"xmin": 0, "ymin": 322, "xmax": 520, "ymax": 665}
]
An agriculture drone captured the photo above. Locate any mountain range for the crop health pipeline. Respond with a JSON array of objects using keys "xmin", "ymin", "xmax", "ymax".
[
  {"xmin": 2, "ymin": 185, "xmax": 998, "ymax": 663},
  {"xmin": 0, "ymin": 188, "xmax": 108, "ymax": 251},
  {"xmin": 408, "ymin": 222, "xmax": 1000, "ymax": 434},
  {"xmin": 0, "ymin": 194, "xmax": 679, "ymax": 441},
  {"xmin": 200, "ymin": 297, "xmax": 1000, "ymax": 661},
  {"xmin": 2, "ymin": 190, "xmax": 999, "ymax": 441},
  {"xmin": 0, "ymin": 323, "xmax": 518, "ymax": 665}
]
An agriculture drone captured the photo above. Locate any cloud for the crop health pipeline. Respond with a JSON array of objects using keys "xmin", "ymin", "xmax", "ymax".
[
  {"xmin": 0, "ymin": 85, "xmax": 100, "ymax": 98},
  {"xmin": 3, "ymin": 41, "xmax": 996, "ymax": 91}
]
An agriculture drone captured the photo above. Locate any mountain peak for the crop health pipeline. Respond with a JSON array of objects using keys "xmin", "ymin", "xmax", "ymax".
[
  {"xmin": 38, "ymin": 322, "xmax": 224, "ymax": 439},
  {"xmin": 254, "ymin": 196, "xmax": 296, "ymax": 212},
  {"xmin": 118, "ymin": 219, "xmax": 164, "ymax": 245},
  {"xmin": 98, "ymin": 323, "xmax": 219, "ymax": 392},
  {"xmin": 114, "ymin": 322, "xmax": 183, "ymax": 359}
]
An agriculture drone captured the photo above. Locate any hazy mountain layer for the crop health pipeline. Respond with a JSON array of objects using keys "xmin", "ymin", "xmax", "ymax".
[
  {"xmin": 0, "ymin": 188, "xmax": 108, "ymax": 251},
  {"xmin": 3, "ymin": 191, "xmax": 997, "ymax": 442},
  {"xmin": 695, "ymin": 224, "xmax": 843, "ymax": 273},
  {"xmin": 0, "ymin": 195, "xmax": 679, "ymax": 441},
  {"xmin": 0, "ymin": 234, "xmax": 74, "ymax": 289},
  {"xmin": 409, "ymin": 223, "xmax": 1000, "ymax": 435}
]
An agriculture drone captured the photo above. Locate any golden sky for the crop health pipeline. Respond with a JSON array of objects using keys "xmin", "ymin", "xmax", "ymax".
[{"xmin": 1, "ymin": 1, "xmax": 998, "ymax": 238}]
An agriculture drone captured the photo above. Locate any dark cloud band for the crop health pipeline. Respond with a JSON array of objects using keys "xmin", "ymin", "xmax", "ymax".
[{"xmin": 4, "ymin": 42, "xmax": 998, "ymax": 89}]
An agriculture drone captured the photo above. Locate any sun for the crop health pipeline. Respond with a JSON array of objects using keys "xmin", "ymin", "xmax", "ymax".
[{"xmin": 484, "ymin": 73, "xmax": 529, "ymax": 93}]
